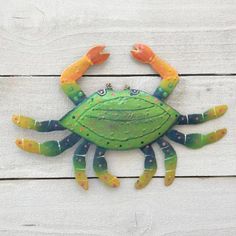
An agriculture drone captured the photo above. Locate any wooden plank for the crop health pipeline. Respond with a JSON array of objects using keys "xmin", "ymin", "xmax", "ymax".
[
  {"xmin": 0, "ymin": 0, "xmax": 235, "ymax": 75},
  {"xmin": 0, "ymin": 178, "xmax": 235, "ymax": 235},
  {"xmin": 0, "ymin": 75, "xmax": 235, "ymax": 178}
]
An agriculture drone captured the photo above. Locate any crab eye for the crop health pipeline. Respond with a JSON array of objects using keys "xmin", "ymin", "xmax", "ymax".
[
  {"xmin": 130, "ymin": 89, "xmax": 140, "ymax": 95},
  {"xmin": 97, "ymin": 89, "xmax": 107, "ymax": 96}
]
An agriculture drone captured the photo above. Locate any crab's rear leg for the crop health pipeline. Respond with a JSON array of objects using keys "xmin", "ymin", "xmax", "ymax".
[
  {"xmin": 177, "ymin": 105, "xmax": 228, "ymax": 125},
  {"xmin": 166, "ymin": 129, "xmax": 227, "ymax": 149},
  {"xmin": 93, "ymin": 147, "xmax": 120, "ymax": 188},
  {"xmin": 73, "ymin": 140, "xmax": 90, "ymax": 190},
  {"xmin": 12, "ymin": 115, "xmax": 65, "ymax": 132},
  {"xmin": 135, "ymin": 145, "xmax": 157, "ymax": 189},
  {"xmin": 60, "ymin": 45, "xmax": 110, "ymax": 105},
  {"xmin": 157, "ymin": 138, "xmax": 177, "ymax": 186},
  {"xmin": 16, "ymin": 133, "xmax": 81, "ymax": 156},
  {"xmin": 131, "ymin": 44, "xmax": 179, "ymax": 101}
]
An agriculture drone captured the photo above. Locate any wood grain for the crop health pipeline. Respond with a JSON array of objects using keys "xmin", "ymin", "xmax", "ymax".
[
  {"xmin": 0, "ymin": 178, "xmax": 235, "ymax": 236},
  {"xmin": 0, "ymin": 0, "xmax": 235, "ymax": 75},
  {"xmin": 0, "ymin": 1, "xmax": 235, "ymax": 234},
  {"xmin": 0, "ymin": 75, "xmax": 234, "ymax": 178}
]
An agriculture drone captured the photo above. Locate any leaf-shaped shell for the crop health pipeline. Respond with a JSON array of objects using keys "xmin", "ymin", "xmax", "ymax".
[{"xmin": 59, "ymin": 89, "xmax": 179, "ymax": 150}]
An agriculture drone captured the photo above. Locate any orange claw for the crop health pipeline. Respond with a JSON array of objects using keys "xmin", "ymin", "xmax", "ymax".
[
  {"xmin": 86, "ymin": 45, "xmax": 110, "ymax": 65},
  {"xmin": 131, "ymin": 43, "xmax": 155, "ymax": 64}
]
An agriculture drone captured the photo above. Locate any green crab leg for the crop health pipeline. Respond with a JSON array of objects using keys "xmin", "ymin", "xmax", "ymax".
[
  {"xmin": 73, "ymin": 140, "xmax": 90, "ymax": 190},
  {"xmin": 93, "ymin": 147, "xmax": 120, "ymax": 188},
  {"xmin": 177, "ymin": 105, "xmax": 228, "ymax": 125},
  {"xmin": 156, "ymin": 138, "xmax": 177, "ymax": 186},
  {"xmin": 60, "ymin": 45, "xmax": 109, "ymax": 105},
  {"xmin": 166, "ymin": 128, "xmax": 227, "ymax": 149},
  {"xmin": 15, "ymin": 133, "xmax": 81, "ymax": 157},
  {"xmin": 12, "ymin": 115, "xmax": 65, "ymax": 132},
  {"xmin": 131, "ymin": 44, "xmax": 179, "ymax": 101},
  {"xmin": 135, "ymin": 145, "xmax": 157, "ymax": 189}
]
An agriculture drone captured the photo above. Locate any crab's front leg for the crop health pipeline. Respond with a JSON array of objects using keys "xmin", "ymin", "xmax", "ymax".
[
  {"xmin": 60, "ymin": 45, "xmax": 110, "ymax": 105},
  {"xmin": 131, "ymin": 44, "xmax": 179, "ymax": 101}
]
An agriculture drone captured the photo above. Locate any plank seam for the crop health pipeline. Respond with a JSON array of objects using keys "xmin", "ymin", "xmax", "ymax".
[
  {"xmin": 0, "ymin": 175, "xmax": 235, "ymax": 181},
  {"xmin": 0, "ymin": 73, "xmax": 236, "ymax": 78}
]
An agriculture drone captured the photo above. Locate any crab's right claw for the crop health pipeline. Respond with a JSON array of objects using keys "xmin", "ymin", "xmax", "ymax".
[
  {"xmin": 86, "ymin": 45, "xmax": 110, "ymax": 65},
  {"xmin": 131, "ymin": 43, "xmax": 155, "ymax": 64}
]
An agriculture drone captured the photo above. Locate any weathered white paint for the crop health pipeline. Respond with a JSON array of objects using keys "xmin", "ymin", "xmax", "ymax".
[
  {"xmin": 0, "ymin": 0, "xmax": 235, "ymax": 235},
  {"xmin": 0, "ymin": 76, "xmax": 234, "ymax": 178},
  {"xmin": 0, "ymin": 0, "xmax": 235, "ymax": 75},
  {"xmin": 0, "ymin": 178, "xmax": 235, "ymax": 236}
]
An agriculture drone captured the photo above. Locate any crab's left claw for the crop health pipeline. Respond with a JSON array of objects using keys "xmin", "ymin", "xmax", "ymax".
[
  {"xmin": 131, "ymin": 43, "xmax": 155, "ymax": 64},
  {"xmin": 86, "ymin": 45, "xmax": 110, "ymax": 65}
]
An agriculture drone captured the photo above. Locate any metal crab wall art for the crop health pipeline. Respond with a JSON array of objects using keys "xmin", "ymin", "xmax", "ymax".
[{"xmin": 12, "ymin": 44, "xmax": 228, "ymax": 190}]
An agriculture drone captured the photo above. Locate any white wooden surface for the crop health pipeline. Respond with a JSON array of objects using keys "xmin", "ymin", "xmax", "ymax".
[
  {"xmin": 0, "ymin": 0, "xmax": 236, "ymax": 235},
  {"xmin": 0, "ymin": 0, "xmax": 235, "ymax": 75},
  {"xmin": 0, "ymin": 178, "xmax": 236, "ymax": 236}
]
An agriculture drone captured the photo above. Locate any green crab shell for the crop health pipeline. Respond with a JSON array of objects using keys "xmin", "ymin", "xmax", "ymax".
[{"xmin": 59, "ymin": 89, "xmax": 180, "ymax": 150}]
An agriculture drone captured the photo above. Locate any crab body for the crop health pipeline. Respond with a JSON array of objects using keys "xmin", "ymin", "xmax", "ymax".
[
  {"xmin": 59, "ymin": 90, "xmax": 179, "ymax": 150},
  {"xmin": 12, "ymin": 44, "xmax": 227, "ymax": 190}
]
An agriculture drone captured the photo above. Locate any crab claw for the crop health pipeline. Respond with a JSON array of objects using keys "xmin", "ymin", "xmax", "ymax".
[
  {"xmin": 86, "ymin": 45, "xmax": 110, "ymax": 65},
  {"xmin": 131, "ymin": 43, "xmax": 155, "ymax": 64}
]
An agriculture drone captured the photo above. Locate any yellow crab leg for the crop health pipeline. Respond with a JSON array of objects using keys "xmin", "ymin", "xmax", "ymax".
[
  {"xmin": 60, "ymin": 45, "xmax": 110, "ymax": 105},
  {"xmin": 12, "ymin": 115, "xmax": 65, "ymax": 132},
  {"xmin": 93, "ymin": 147, "xmax": 120, "ymax": 188},
  {"xmin": 135, "ymin": 145, "xmax": 157, "ymax": 189},
  {"xmin": 177, "ymin": 105, "xmax": 228, "ymax": 125},
  {"xmin": 15, "ymin": 133, "xmax": 81, "ymax": 156},
  {"xmin": 166, "ymin": 128, "xmax": 227, "ymax": 149},
  {"xmin": 157, "ymin": 138, "xmax": 177, "ymax": 186},
  {"xmin": 73, "ymin": 140, "xmax": 90, "ymax": 190}
]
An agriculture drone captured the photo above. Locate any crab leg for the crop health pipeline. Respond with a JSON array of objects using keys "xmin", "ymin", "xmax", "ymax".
[
  {"xmin": 131, "ymin": 44, "xmax": 179, "ymax": 101},
  {"xmin": 157, "ymin": 138, "xmax": 177, "ymax": 186},
  {"xmin": 177, "ymin": 105, "xmax": 228, "ymax": 125},
  {"xmin": 93, "ymin": 147, "xmax": 120, "ymax": 188},
  {"xmin": 15, "ymin": 133, "xmax": 81, "ymax": 156},
  {"xmin": 73, "ymin": 140, "xmax": 90, "ymax": 190},
  {"xmin": 166, "ymin": 128, "xmax": 227, "ymax": 149},
  {"xmin": 12, "ymin": 115, "xmax": 65, "ymax": 132},
  {"xmin": 135, "ymin": 145, "xmax": 157, "ymax": 189},
  {"xmin": 60, "ymin": 45, "xmax": 110, "ymax": 105}
]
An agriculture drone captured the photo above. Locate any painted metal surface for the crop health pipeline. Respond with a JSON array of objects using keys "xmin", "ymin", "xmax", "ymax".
[{"xmin": 12, "ymin": 44, "xmax": 227, "ymax": 190}]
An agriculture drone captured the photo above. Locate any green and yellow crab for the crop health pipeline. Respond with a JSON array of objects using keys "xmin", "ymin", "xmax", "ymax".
[{"xmin": 12, "ymin": 44, "xmax": 227, "ymax": 190}]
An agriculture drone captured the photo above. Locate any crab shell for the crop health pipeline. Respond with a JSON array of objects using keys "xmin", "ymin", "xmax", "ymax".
[{"xmin": 59, "ymin": 88, "xmax": 180, "ymax": 150}]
